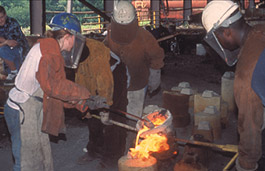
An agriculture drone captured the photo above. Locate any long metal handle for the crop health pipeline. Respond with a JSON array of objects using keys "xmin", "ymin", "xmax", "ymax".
[
  {"xmin": 91, "ymin": 114, "xmax": 137, "ymax": 132},
  {"xmin": 223, "ymin": 152, "xmax": 238, "ymax": 171},
  {"xmin": 104, "ymin": 108, "xmax": 147, "ymax": 122}
]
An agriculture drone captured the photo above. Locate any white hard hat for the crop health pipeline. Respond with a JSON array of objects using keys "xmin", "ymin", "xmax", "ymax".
[
  {"xmin": 113, "ymin": 1, "xmax": 136, "ymax": 24},
  {"xmin": 202, "ymin": 0, "xmax": 241, "ymax": 32}
]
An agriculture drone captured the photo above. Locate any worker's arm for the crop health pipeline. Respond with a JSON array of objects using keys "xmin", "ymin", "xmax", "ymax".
[
  {"xmin": 0, "ymin": 37, "xmax": 7, "ymax": 47},
  {"xmin": 144, "ymin": 30, "xmax": 165, "ymax": 70},
  {"xmin": 36, "ymin": 39, "xmax": 91, "ymax": 103},
  {"xmin": 0, "ymin": 37, "xmax": 18, "ymax": 47}
]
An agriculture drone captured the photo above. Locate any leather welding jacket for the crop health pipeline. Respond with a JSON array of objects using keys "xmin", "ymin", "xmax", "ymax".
[
  {"xmin": 234, "ymin": 24, "xmax": 265, "ymax": 169},
  {"xmin": 104, "ymin": 26, "xmax": 165, "ymax": 91},
  {"xmin": 75, "ymin": 38, "xmax": 128, "ymax": 158},
  {"xmin": 36, "ymin": 38, "xmax": 91, "ymax": 136},
  {"xmin": 75, "ymin": 38, "xmax": 113, "ymax": 106}
]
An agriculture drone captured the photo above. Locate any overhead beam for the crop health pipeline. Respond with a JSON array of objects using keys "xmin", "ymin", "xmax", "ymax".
[{"xmin": 78, "ymin": 0, "xmax": 110, "ymax": 22}]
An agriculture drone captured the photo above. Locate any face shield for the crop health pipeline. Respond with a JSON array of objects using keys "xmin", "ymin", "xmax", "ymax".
[
  {"xmin": 204, "ymin": 29, "xmax": 239, "ymax": 66},
  {"xmin": 203, "ymin": 10, "xmax": 242, "ymax": 66},
  {"xmin": 61, "ymin": 32, "xmax": 86, "ymax": 69}
]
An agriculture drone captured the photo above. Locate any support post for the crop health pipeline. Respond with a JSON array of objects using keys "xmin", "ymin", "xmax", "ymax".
[
  {"xmin": 67, "ymin": 0, "xmax": 72, "ymax": 13},
  {"xmin": 30, "ymin": 0, "xmax": 46, "ymax": 35},
  {"xmin": 183, "ymin": 0, "xmax": 192, "ymax": 22},
  {"xmin": 151, "ymin": 0, "xmax": 160, "ymax": 28}
]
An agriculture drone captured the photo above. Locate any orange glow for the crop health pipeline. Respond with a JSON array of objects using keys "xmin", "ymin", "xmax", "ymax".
[
  {"xmin": 129, "ymin": 133, "xmax": 169, "ymax": 159},
  {"xmin": 129, "ymin": 111, "xmax": 169, "ymax": 160},
  {"xmin": 150, "ymin": 111, "xmax": 167, "ymax": 127}
]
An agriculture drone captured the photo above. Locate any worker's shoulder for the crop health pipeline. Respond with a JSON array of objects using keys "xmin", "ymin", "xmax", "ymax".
[
  {"xmin": 86, "ymin": 38, "xmax": 104, "ymax": 45},
  {"xmin": 86, "ymin": 38, "xmax": 109, "ymax": 50},
  {"xmin": 85, "ymin": 38, "xmax": 110, "ymax": 60},
  {"xmin": 251, "ymin": 23, "xmax": 265, "ymax": 34},
  {"xmin": 137, "ymin": 26, "xmax": 151, "ymax": 35},
  {"xmin": 137, "ymin": 27, "xmax": 157, "ymax": 41}
]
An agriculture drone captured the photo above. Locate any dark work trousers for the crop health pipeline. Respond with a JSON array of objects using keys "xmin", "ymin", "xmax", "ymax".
[{"xmin": 86, "ymin": 60, "xmax": 128, "ymax": 160}]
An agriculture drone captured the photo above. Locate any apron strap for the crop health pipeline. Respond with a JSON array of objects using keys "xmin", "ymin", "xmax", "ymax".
[{"xmin": 10, "ymin": 87, "xmax": 44, "ymax": 124}]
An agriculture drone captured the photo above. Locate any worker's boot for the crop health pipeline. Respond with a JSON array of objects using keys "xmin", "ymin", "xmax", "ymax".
[
  {"xmin": 77, "ymin": 150, "xmax": 100, "ymax": 165},
  {"xmin": 97, "ymin": 154, "xmax": 119, "ymax": 169}
]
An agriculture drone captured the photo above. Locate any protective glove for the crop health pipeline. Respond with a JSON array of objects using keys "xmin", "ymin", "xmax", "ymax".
[
  {"xmin": 99, "ymin": 111, "xmax": 112, "ymax": 125},
  {"xmin": 148, "ymin": 68, "xmax": 161, "ymax": 93},
  {"xmin": 84, "ymin": 95, "xmax": 109, "ymax": 110}
]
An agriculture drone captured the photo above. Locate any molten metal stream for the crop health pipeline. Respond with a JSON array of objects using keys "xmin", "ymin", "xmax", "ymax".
[{"xmin": 129, "ymin": 112, "xmax": 169, "ymax": 159}]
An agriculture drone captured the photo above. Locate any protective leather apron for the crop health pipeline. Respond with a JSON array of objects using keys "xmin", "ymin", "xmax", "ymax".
[{"xmin": 19, "ymin": 88, "xmax": 53, "ymax": 171}]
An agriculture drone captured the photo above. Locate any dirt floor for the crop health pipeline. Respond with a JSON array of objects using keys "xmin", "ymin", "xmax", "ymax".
[{"xmin": 0, "ymin": 44, "xmax": 238, "ymax": 171}]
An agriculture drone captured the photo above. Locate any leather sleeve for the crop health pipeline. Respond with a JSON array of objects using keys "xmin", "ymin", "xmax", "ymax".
[
  {"xmin": 36, "ymin": 38, "xmax": 90, "ymax": 102},
  {"xmin": 144, "ymin": 30, "xmax": 165, "ymax": 70}
]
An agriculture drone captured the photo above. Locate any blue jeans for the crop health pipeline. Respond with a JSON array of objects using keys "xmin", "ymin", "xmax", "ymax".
[
  {"xmin": 4, "ymin": 103, "xmax": 21, "ymax": 171},
  {"xmin": 0, "ymin": 45, "xmax": 22, "ymax": 73}
]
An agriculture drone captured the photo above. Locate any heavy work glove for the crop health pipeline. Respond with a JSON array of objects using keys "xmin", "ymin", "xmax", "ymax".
[
  {"xmin": 148, "ymin": 68, "xmax": 161, "ymax": 93},
  {"xmin": 84, "ymin": 95, "xmax": 109, "ymax": 110},
  {"xmin": 99, "ymin": 111, "xmax": 112, "ymax": 125}
]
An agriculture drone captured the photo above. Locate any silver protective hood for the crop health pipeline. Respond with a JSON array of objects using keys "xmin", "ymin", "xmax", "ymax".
[
  {"xmin": 61, "ymin": 32, "xmax": 86, "ymax": 69},
  {"xmin": 203, "ymin": 10, "xmax": 242, "ymax": 66}
]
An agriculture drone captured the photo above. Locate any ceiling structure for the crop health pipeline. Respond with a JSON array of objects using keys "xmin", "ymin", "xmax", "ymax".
[{"xmin": 29, "ymin": 0, "xmax": 256, "ymax": 35}]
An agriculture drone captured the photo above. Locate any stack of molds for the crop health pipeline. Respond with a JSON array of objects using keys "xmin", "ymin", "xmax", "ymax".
[
  {"xmin": 163, "ymin": 82, "xmax": 194, "ymax": 128},
  {"xmin": 194, "ymin": 90, "xmax": 221, "ymax": 114},
  {"xmin": 194, "ymin": 106, "xmax": 221, "ymax": 141}
]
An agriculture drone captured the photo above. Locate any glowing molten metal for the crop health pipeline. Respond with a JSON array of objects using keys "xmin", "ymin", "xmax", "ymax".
[{"xmin": 129, "ymin": 112, "xmax": 170, "ymax": 160}]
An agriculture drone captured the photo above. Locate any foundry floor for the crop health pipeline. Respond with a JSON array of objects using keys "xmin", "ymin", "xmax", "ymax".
[{"xmin": 0, "ymin": 52, "xmax": 238, "ymax": 171}]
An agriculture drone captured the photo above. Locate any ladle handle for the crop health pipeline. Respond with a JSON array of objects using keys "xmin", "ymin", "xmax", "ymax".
[
  {"xmin": 103, "ymin": 108, "xmax": 147, "ymax": 122},
  {"xmin": 91, "ymin": 114, "xmax": 137, "ymax": 132}
]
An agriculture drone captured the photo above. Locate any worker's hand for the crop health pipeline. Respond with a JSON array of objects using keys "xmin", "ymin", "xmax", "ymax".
[
  {"xmin": 84, "ymin": 95, "xmax": 109, "ymax": 110},
  {"xmin": 6, "ymin": 40, "xmax": 18, "ymax": 47},
  {"xmin": 148, "ymin": 68, "xmax": 161, "ymax": 93},
  {"xmin": 100, "ymin": 111, "xmax": 112, "ymax": 125},
  {"xmin": 82, "ymin": 112, "xmax": 92, "ymax": 120}
]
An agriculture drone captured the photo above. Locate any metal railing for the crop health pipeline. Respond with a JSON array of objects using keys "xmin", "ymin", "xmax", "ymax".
[
  {"xmin": 46, "ymin": 10, "xmax": 110, "ymax": 34},
  {"xmin": 46, "ymin": 10, "xmax": 160, "ymax": 34},
  {"xmin": 46, "ymin": 7, "xmax": 207, "ymax": 34},
  {"xmin": 82, "ymin": 14, "xmax": 110, "ymax": 33}
]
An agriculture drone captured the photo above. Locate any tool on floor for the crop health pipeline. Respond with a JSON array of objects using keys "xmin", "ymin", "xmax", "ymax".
[
  {"xmin": 103, "ymin": 108, "xmax": 155, "ymax": 129},
  {"xmin": 175, "ymin": 137, "xmax": 238, "ymax": 171},
  {"xmin": 175, "ymin": 138, "xmax": 238, "ymax": 153}
]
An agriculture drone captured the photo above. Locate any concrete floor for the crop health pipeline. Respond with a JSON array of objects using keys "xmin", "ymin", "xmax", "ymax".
[{"xmin": 0, "ymin": 52, "xmax": 238, "ymax": 171}]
